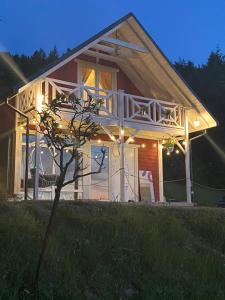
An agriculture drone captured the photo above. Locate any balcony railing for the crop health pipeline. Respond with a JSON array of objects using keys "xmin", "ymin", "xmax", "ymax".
[{"xmin": 18, "ymin": 78, "xmax": 185, "ymax": 129}]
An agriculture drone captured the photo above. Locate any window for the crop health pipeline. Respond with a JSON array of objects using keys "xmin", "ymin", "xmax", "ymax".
[
  {"xmin": 79, "ymin": 62, "xmax": 116, "ymax": 90},
  {"xmin": 91, "ymin": 145, "xmax": 109, "ymax": 200}
]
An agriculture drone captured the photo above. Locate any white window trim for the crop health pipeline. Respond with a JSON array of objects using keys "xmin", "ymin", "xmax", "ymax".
[{"xmin": 76, "ymin": 60, "xmax": 117, "ymax": 91}]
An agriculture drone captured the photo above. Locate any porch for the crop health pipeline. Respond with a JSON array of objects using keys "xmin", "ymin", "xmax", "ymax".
[{"xmin": 15, "ymin": 78, "xmax": 191, "ymax": 204}]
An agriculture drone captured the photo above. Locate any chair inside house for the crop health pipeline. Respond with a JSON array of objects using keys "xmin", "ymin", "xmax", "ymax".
[{"xmin": 30, "ymin": 168, "xmax": 59, "ymax": 188}]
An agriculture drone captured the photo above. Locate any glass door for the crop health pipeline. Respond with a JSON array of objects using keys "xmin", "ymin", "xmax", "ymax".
[{"xmin": 90, "ymin": 145, "xmax": 109, "ymax": 200}]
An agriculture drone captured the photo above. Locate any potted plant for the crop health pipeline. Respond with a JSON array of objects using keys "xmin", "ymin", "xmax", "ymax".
[{"xmin": 164, "ymin": 138, "xmax": 175, "ymax": 153}]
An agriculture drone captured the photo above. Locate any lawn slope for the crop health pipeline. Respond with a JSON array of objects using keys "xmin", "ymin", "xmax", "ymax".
[{"xmin": 0, "ymin": 201, "xmax": 225, "ymax": 300}]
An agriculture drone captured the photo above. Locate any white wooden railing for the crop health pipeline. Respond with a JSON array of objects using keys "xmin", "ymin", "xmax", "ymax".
[
  {"xmin": 18, "ymin": 78, "xmax": 185, "ymax": 129},
  {"xmin": 124, "ymin": 93, "xmax": 185, "ymax": 128}
]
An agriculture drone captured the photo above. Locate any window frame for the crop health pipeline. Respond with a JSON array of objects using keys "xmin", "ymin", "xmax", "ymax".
[{"xmin": 76, "ymin": 60, "xmax": 118, "ymax": 91}]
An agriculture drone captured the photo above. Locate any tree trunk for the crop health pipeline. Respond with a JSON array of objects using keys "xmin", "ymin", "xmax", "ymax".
[{"xmin": 33, "ymin": 185, "xmax": 62, "ymax": 300}]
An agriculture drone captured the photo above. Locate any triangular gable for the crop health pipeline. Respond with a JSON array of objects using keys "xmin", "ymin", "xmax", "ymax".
[{"xmin": 16, "ymin": 12, "xmax": 217, "ymax": 132}]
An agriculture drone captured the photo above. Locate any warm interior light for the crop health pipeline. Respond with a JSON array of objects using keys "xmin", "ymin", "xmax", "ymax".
[
  {"xmin": 166, "ymin": 151, "xmax": 170, "ymax": 156},
  {"xmin": 58, "ymin": 124, "xmax": 63, "ymax": 129},
  {"xmin": 193, "ymin": 119, "xmax": 200, "ymax": 127},
  {"xmin": 141, "ymin": 143, "xmax": 146, "ymax": 148},
  {"xmin": 182, "ymin": 141, "xmax": 186, "ymax": 146},
  {"xmin": 20, "ymin": 126, "xmax": 24, "ymax": 130},
  {"xmin": 127, "ymin": 137, "xmax": 134, "ymax": 143},
  {"xmin": 110, "ymin": 135, "xmax": 116, "ymax": 141},
  {"xmin": 97, "ymin": 139, "xmax": 102, "ymax": 144},
  {"xmin": 37, "ymin": 94, "xmax": 44, "ymax": 112},
  {"xmin": 153, "ymin": 143, "xmax": 157, "ymax": 148},
  {"xmin": 175, "ymin": 149, "xmax": 180, "ymax": 154},
  {"xmin": 120, "ymin": 129, "xmax": 124, "ymax": 136}
]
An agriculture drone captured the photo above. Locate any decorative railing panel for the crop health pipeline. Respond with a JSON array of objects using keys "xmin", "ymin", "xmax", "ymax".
[
  {"xmin": 124, "ymin": 94, "xmax": 185, "ymax": 128},
  {"xmin": 45, "ymin": 78, "xmax": 119, "ymax": 119},
  {"xmin": 18, "ymin": 85, "xmax": 37, "ymax": 112}
]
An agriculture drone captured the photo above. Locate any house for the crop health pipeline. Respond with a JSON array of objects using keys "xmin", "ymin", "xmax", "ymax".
[{"xmin": 0, "ymin": 13, "xmax": 217, "ymax": 203}]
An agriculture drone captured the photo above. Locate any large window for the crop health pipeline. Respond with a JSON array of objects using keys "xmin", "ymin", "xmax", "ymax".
[
  {"xmin": 80, "ymin": 63, "xmax": 116, "ymax": 90},
  {"xmin": 20, "ymin": 134, "xmax": 83, "ymax": 200},
  {"xmin": 91, "ymin": 145, "xmax": 109, "ymax": 200}
]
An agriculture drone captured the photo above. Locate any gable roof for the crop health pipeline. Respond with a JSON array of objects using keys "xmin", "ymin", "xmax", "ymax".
[{"xmin": 4, "ymin": 12, "xmax": 217, "ymax": 131}]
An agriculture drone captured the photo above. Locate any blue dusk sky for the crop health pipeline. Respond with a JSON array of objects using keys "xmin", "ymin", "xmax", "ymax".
[{"xmin": 0, "ymin": 0, "xmax": 224, "ymax": 64}]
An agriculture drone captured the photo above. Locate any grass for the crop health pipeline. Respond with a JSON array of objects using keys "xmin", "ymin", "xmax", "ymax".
[
  {"xmin": 1, "ymin": 201, "xmax": 225, "ymax": 299},
  {"xmin": 164, "ymin": 182, "xmax": 225, "ymax": 206}
]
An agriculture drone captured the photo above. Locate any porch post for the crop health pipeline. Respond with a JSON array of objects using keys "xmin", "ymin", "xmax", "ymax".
[
  {"xmin": 33, "ymin": 129, "xmax": 41, "ymax": 200},
  {"xmin": 184, "ymin": 111, "xmax": 192, "ymax": 204},
  {"xmin": 158, "ymin": 141, "xmax": 164, "ymax": 202},
  {"xmin": 119, "ymin": 90, "xmax": 125, "ymax": 202},
  {"xmin": 33, "ymin": 83, "xmax": 43, "ymax": 200}
]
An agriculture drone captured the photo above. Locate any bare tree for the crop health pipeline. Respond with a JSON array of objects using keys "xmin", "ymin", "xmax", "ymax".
[{"xmin": 33, "ymin": 93, "xmax": 105, "ymax": 299}]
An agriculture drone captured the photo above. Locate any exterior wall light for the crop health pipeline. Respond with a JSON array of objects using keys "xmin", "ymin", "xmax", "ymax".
[
  {"xmin": 193, "ymin": 119, "xmax": 200, "ymax": 127},
  {"xmin": 37, "ymin": 94, "xmax": 44, "ymax": 112}
]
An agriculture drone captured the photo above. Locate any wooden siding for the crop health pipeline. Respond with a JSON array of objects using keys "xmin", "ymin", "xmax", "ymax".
[
  {"xmin": 135, "ymin": 138, "xmax": 159, "ymax": 201},
  {"xmin": 49, "ymin": 60, "xmax": 77, "ymax": 83},
  {"xmin": 0, "ymin": 102, "xmax": 16, "ymax": 135}
]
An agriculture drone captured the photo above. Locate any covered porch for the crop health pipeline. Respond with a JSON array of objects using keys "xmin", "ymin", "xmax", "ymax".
[{"xmin": 15, "ymin": 78, "xmax": 192, "ymax": 204}]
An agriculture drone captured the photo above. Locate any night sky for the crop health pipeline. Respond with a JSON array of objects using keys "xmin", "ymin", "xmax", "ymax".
[{"xmin": 0, "ymin": 0, "xmax": 224, "ymax": 64}]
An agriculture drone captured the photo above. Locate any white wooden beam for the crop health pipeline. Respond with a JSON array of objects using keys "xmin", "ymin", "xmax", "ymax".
[
  {"xmin": 101, "ymin": 36, "xmax": 148, "ymax": 53},
  {"xmin": 92, "ymin": 44, "xmax": 115, "ymax": 54},
  {"xmin": 84, "ymin": 50, "xmax": 124, "ymax": 64}
]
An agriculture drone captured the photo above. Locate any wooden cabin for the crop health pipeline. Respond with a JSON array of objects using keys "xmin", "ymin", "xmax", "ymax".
[{"xmin": 0, "ymin": 13, "xmax": 217, "ymax": 203}]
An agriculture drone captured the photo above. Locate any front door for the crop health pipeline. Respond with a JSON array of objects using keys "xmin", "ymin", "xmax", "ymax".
[{"xmin": 111, "ymin": 144, "xmax": 138, "ymax": 202}]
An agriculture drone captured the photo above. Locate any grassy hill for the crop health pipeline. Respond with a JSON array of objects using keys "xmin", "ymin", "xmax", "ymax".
[{"xmin": 1, "ymin": 201, "xmax": 225, "ymax": 299}]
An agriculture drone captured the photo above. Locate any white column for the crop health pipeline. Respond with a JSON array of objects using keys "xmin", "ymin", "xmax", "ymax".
[
  {"xmin": 14, "ymin": 130, "xmax": 22, "ymax": 195},
  {"xmin": 184, "ymin": 111, "xmax": 192, "ymax": 204},
  {"xmin": 33, "ymin": 82, "xmax": 43, "ymax": 200},
  {"xmin": 33, "ymin": 129, "xmax": 41, "ymax": 200},
  {"xmin": 158, "ymin": 141, "xmax": 164, "ymax": 202},
  {"xmin": 119, "ymin": 90, "xmax": 125, "ymax": 202}
]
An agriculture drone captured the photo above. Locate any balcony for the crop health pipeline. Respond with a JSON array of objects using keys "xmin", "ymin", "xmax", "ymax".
[{"xmin": 18, "ymin": 78, "xmax": 186, "ymax": 131}]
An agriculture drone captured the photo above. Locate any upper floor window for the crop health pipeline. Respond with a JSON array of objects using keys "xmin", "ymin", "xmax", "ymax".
[{"xmin": 78, "ymin": 62, "xmax": 117, "ymax": 91}]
